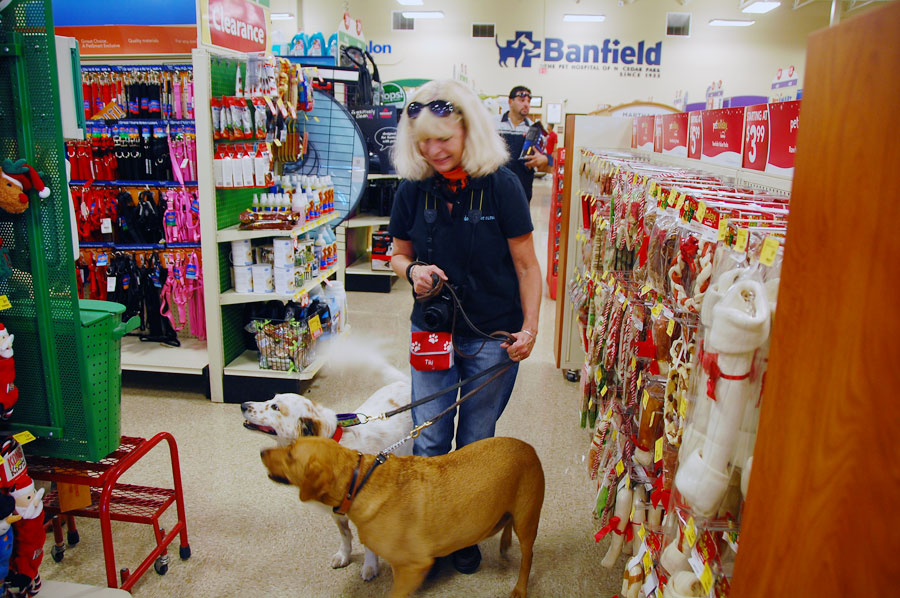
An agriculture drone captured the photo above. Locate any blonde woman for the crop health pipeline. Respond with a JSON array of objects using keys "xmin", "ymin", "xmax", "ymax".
[{"xmin": 389, "ymin": 80, "xmax": 541, "ymax": 575}]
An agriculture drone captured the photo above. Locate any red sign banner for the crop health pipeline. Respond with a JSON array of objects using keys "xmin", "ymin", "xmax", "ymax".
[
  {"xmin": 634, "ymin": 115, "xmax": 655, "ymax": 150},
  {"xmin": 766, "ymin": 100, "xmax": 800, "ymax": 175},
  {"xmin": 742, "ymin": 104, "xmax": 770, "ymax": 171},
  {"xmin": 661, "ymin": 112, "xmax": 689, "ymax": 157},
  {"xmin": 653, "ymin": 116, "xmax": 663, "ymax": 153},
  {"xmin": 700, "ymin": 107, "xmax": 745, "ymax": 167},
  {"xmin": 202, "ymin": 0, "xmax": 269, "ymax": 54},
  {"xmin": 687, "ymin": 112, "xmax": 702, "ymax": 160}
]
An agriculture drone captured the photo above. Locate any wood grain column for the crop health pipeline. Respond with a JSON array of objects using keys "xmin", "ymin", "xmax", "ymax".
[{"xmin": 731, "ymin": 3, "xmax": 900, "ymax": 596}]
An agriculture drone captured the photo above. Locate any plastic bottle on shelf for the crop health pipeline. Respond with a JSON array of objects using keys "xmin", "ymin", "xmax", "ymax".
[
  {"xmin": 315, "ymin": 231, "xmax": 327, "ymax": 272},
  {"xmin": 323, "ymin": 280, "xmax": 347, "ymax": 334},
  {"xmin": 324, "ymin": 175, "xmax": 334, "ymax": 213},
  {"xmin": 292, "ymin": 187, "xmax": 307, "ymax": 219},
  {"xmin": 252, "ymin": 193, "xmax": 260, "ymax": 212}
]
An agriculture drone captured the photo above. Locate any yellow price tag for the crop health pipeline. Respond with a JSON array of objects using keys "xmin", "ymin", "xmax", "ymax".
[
  {"xmin": 700, "ymin": 563, "xmax": 714, "ymax": 594},
  {"xmin": 599, "ymin": 219, "xmax": 609, "ymax": 230},
  {"xmin": 643, "ymin": 550, "xmax": 654, "ymax": 575},
  {"xmin": 588, "ymin": 397, "xmax": 594, "ymax": 410},
  {"xmin": 679, "ymin": 396, "xmax": 687, "ymax": 418},
  {"xmin": 666, "ymin": 318, "xmax": 675, "ymax": 336},
  {"xmin": 760, "ymin": 236, "xmax": 780, "ymax": 266},
  {"xmin": 717, "ymin": 217, "xmax": 729, "ymax": 241},
  {"xmin": 0, "ymin": 295, "xmax": 11, "ymax": 311},
  {"xmin": 650, "ymin": 181, "xmax": 657, "ymax": 193},
  {"xmin": 631, "ymin": 356, "xmax": 637, "ymax": 371},
  {"xmin": 308, "ymin": 314, "xmax": 323, "ymax": 339},
  {"xmin": 642, "ymin": 390, "xmax": 650, "ymax": 409},
  {"xmin": 630, "ymin": 503, "xmax": 636, "ymax": 520},
  {"xmin": 615, "ymin": 460, "xmax": 624, "ymax": 476},
  {"xmin": 696, "ymin": 201, "xmax": 707, "ymax": 222},
  {"xmin": 637, "ymin": 372, "xmax": 642, "ymax": 388},
  {"xmin": 639, "ymin": 524, "xmax": 647, "ymax": 540},
  {"xmin": 651, "ymin": 303, "xmax": 663, "ymax": 318},
  {"xmin": 13, "ymin": 431, "xmax": 35, "ymax": 444},
  {"xmin": 273, "ymin": 138, "xmax": 283, "ymax": 147},
  {"xmin": 615, "ymin": 165, "xmax": 620, "ymax": 176},
  {"xmin": 313, "ymin": 115, "xmax": 320, "ymax": 122},
  {"xmin": 633, "ymin": 172, "xmax": 639, "ymax": 184},
  {"xmin": 684, "ymin": 516, "xmax": 697, "ymax": 547},
  {"xmin": 605, "ymin": 408, "xmax": 613, "ymax": 421},
  {"xmin": 622, "ymin": 298, "xmax": 629, "ymax": 312},
  {"xmin": 594, "ymin": 368, "xmax": 603, "ymax": 384},
  {"xmin": 640, "ymin": 285, "xmax": 651, "ymax": 296},
  {"xmin": 675, "ymin": 193, "xmax": 685, "ymax": 210},
  {"xmin": 600, "ymin": 384, "xmax": 608, "ymax": 397},
  {"xmin": 735, "ymin": 228, "xmax": 749, "ymax": 253},
  {"xmin": 654, "ymin": 437, "xmax": 664, "ymax": 463}
]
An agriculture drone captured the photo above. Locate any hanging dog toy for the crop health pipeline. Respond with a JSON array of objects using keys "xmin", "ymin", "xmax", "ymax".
[
  {"xmin": 0, "ymin": 324, "xmax": 18, "ymax": 420},
  {"xmin": 0, "ymin": 159, "xmax": 50, "ymax": 215}
]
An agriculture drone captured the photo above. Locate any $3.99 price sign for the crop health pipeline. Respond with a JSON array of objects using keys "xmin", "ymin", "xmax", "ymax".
[{"xmin": 742, "ymin": 104, "xmax": 770, "ymax": 171}]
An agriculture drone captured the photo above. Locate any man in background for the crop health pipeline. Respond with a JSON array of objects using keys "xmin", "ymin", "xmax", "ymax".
[
  {"xmin": 545, "ymin": 123, "xmax": 559, "ymax": 160},
  {"xmin": 496, "ymin": 85, "xmax": 549, "ymax": 202}
]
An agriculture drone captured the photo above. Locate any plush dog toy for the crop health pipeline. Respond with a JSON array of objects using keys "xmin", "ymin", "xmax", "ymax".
[
  {"xmin": 0, "ymin": 159, "xmax": 50, "ymax": 215},
  {"xmin": 0, "ymin": 324, "xmax": 18, "ymax": 420}
]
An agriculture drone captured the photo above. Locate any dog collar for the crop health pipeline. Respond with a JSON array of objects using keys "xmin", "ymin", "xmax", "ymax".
[
  {"xmin": 331, "ymin": 426, "xmax": 343, "ymax": 443},
  {"xmin": 333, "ymin": 452, "xmax": 388, "ymax": 516}
]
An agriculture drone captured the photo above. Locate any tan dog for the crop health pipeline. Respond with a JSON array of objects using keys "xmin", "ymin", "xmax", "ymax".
[{"xmin": 261, "ymin": 436, "xmax": 545, "ymax": 598}]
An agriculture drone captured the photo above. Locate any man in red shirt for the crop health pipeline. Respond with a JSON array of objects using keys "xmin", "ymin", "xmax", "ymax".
[{"xmin": 545, "ymin": 123, "xmax": 559, "ymax": 161}]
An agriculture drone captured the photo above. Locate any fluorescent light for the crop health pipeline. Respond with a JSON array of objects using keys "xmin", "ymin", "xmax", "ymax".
[
  {"xmin": 402, "ymin": 11, "xmax": 444, "ymax": 19},
  {"xmin": 741, "ymin": 1, "xmax": 781, "ymax": 14},
  {"xmin": 270, "ymin": 13, "xmax": 294, "ymax": 21},
  {"xmin": 396, "ymin": 0, "xmax": 424, "ymax": 5},
  {"xmin": 563, "ymin": 14, "xmax": 606, "ymax": 22},
  {"xmin": 709, "ymin": 19, "xmax": 756, "ymax": 26}
]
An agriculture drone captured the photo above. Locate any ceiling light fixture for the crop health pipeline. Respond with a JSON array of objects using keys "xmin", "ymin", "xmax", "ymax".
[
  {"xmin": 709, "ymin": 19, "xmax": 756, "ymax": 26},
  {"xmin": 270, "ymin": 13, "xmax": 294, "ymax": 21},
  {"xmin": 402, "ymin": 11, "xmax": 444, "ymax": 19},
  {"xmin": 740, "ymin": 1, "xmax": 781, "ymax": 14},
  {"xmin": 396, "ymin": 0, "xmax": 424, "ymax": 5},
  {"xmin": 563, "ymin": 14, "xmax": 606, "ymax": 22}
]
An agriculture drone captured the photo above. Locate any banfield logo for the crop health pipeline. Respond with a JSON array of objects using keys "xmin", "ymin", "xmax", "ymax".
[{"xmin": 496, "ymin": 31, "xmax": 661, "ymax": 67}]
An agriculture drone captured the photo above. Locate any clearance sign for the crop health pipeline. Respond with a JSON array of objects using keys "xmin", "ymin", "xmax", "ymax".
[{"xmin": 200, "ymin": 0, "xmax": 270, "ymax": 53}]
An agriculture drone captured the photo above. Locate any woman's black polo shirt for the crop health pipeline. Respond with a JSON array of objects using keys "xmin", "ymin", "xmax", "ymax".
[{"xmin": 389, "ymin": 166, "xmax": 534, "ymax": 337}]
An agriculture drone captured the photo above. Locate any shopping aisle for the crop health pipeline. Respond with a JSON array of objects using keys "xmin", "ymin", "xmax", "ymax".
[{"xmin": 38, "ymin": 177, "xmax": 622, "ymax": 597}]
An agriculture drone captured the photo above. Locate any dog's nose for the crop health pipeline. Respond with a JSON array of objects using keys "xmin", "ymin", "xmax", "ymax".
[{"xmin": 241, "ymin": 402, "xmax": 249, "ymax": 412}]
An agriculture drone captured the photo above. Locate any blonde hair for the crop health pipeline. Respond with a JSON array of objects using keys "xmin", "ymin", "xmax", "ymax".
[{"xmin": 391, "ymin": 80, "xmax": 509, "ymax": 180}]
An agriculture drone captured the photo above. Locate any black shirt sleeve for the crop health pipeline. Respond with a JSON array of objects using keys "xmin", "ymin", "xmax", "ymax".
[
  {"xmin": 388, "ymin": 180, "xmax": 416, "ymax": 241},
  {"xmin": 494, "ymin": 167, "xmax": 534, "ymax": 239}
]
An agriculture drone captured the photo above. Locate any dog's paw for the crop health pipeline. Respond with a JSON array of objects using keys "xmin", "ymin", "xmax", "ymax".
[
  {"xmin": 330, "ymin": 551, "xmax": 352, "ymax": 569},
  {"xmin": 360, "ymin": 560, "xmax": 379, "ymax": 581}
]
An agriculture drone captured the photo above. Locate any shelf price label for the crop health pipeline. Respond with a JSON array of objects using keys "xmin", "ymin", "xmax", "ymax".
[
  {"xmin": 717, "ymin": 218, "xmax": 729, "ymax": 241},
  {"xmin": 759, "ymin": 236, "xmax": 780, "ymax": 266},
  {"xmin": 0, "ymin": 296, "xmax": 10, "ymax": 311},
  {"xmin": 308, "ymin": 314, "xmax": 323, "ymax": 339},
  {"xmin": 654, "ymin": 437, "xmax": 664, "ymax": 463},
  {"xmin": 684, "ymin": 516, "xmax": 697, "ymax": 547},
  {"xmin": 615, "ymin": 460, "xmax": 625, "ymax": 476},
  {"xmin": 666, "ymin": 318, "xmax": 676, "ymax": 337},
  {"xmin": 734, "ymin": 228, "xmax": 749, "ymax": 253},
  {"xmin": 700, "ymin": 563, "xmax": 714, "ymax": 594},
  {"xmin": 13, "ymin": 431, "xmax": 35, "ymax": 445}
]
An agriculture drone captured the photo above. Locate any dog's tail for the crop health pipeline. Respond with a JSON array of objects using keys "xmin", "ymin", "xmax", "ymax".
[{"xmin": 319, "ymin": 333, "xmax": 408, "ymax": 385}]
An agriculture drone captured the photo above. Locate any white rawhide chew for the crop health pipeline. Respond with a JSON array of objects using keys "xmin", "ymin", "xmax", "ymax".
[
  {"xmin": 601, "ymin": 478, "xmax": 634, "ymax": 568},
  {"xmin": 675, "ymin": 280, "xmax": 770, "ymax": 517},
  {"xmin": 665, "ymin": 571, "xmax": 706, "ymax": 597}
]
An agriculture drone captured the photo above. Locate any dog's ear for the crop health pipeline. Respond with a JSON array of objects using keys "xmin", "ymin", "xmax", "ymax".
[
  {"xmin": 296, "ymin": 417, "xmax": 321, "ymax": 438},
  {"xmin": 299, "ymin": 455, "xmax": 333, "ymax": 503}
]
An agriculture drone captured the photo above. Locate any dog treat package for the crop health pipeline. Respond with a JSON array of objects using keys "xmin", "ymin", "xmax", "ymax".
[
  {"xmin": 574, "ymin": 151, "xmax": 789, "ymax": 598},
  {"xmin": 254, "ymin": 318, "xmax": 316, "ymax": 372}
]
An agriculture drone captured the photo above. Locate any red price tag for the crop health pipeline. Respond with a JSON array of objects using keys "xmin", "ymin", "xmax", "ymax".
[
  {"xmin": 687, "ymin": 111, "xmax": 702, "ymax": 159},
  {"xmin": 742, "ymin": 104, "xmax": 770, "ymax": 171}
]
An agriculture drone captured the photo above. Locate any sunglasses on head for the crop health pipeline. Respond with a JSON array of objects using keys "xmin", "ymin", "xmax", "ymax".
[
  {"xmin": 406, "ymin": 100, "xmax": 456, "ymax": 119},
  {"xmin": 512, "ymin": 92, "xmax": 531, "ymax": 100}
]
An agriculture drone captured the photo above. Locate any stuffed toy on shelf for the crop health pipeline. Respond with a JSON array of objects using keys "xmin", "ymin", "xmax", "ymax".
[
  {"xmin": 0, "ymin": 159, "xmax": 50, "ymax": 215},
  {"xmin": 0, "ymin": 325, "xmax": 18, "ymax": 420}
]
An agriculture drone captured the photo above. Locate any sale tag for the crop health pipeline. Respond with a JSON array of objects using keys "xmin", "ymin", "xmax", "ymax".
[
  {"xmin": 630, "ymin": 503, "xmax": 636, "ymax": 520},
  {"xmin": 107, "ymin": 277, "xmax": 117, "ymax": 292},
  {"xmin": 276, "ymin": 98, "xmax": 288, "ymax": 118},
  {"xmin": 700, "ymin": 563, "xmax": 714, "ymax": 594},
  {"xmin": 649, "ymin": 181, "xmax": 657, "ymax": 194},
  {"xmin": 717, "ymin": 218, "xmax": 729, "ymax": 241},
  {"xmin": 273, "ymin": 138, "xmax": 282, "ymax": 147},
  {"xmin": 675, "ymin": 193, "xmax": 685, "ymax": 210},
  {"xmin": 666, "ymin": 318, "xmax": 675, "ymax": 336},
  {"xmin": 594, "ymin": 367, "xmax": 603, "ymax": 384},
  {"xmin": 615, "ymin": 460, "xmax": 625, "ymax": 476},
  {"xmin": 633, "ymin": 172, "xmax": 639, "ymax": 184},
  {"xmin": 760, "ymin": 236, "xmax": 780, "ymax": 266},
  {"xmin": 651, "ymin": 303, "xmax": 663, "ymax": 318},
  {"xmin": 622, "ymin": 298, "xmax": 629, "ymax": 312},
  {"xmin": 631, "ymin": 356, "xmax": 637, "ymax": 371},
  {"xmin": 264, "ymin": 96, "xmax": 276, "ymax": 115},
  {"xmin": 643, "ymin": 550, "xmax": 654, "ymax": 575},
  {"xmin": 679, "ymin": 396, "xmax": 687, "ymax": 418},
  {"xmin": 100, "ymin": 218, "xmax": 113, "ymax": 234},
  {"xmin": 654, "ymin": 437, "xmax": 664, "ymax": 463},
  {"xmin": 642, "ymin": 390, "xmax": 650, "ymax": 409},
  {"xmin": 599, "ymin": 219, "xmax": 608, "ymax": 230},
  {"xmin": 13, "ymin": 431, "xmax": 35, "ymax": 444},
  {"xmin": 640, "ymin": 285, "xmax": 651, "ymax": 296},
  {"xmin": 735, "ymin": 228, "xmax": 749, "ymax": 253},
  {"xmin": 308, "ymin": 314, "xmax": 323, "ymax": 339},
  {"xmin": 684, "ymin": 516, "xmax": 697, "ymax": 547},
  {"xmin": 637, "ymin": 372, "xmax": 642, "ymax": 388},
  {"xmin": 601, "ymin": 384, "xmax": 608, "ymax": 397},
  {"xmin": 696, "ymin": 201, "xmax": 707, "ymax": 222},
  {"xmin": 0, "ymin": 296, "xmax": 11, "ymax": 311}
]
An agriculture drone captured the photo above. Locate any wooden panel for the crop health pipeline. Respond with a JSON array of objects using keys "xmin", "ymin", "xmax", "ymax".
[
  {"xmin": 553, "ymin": 113, "xmax": 578, "ymax": 368},
  {"xmin": 731, "ymin": 3, "xmax": 900, "ymax": 596}
]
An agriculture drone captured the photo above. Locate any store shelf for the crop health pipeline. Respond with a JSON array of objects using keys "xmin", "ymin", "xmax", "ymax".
[
  {"xmin": 342, "ymin": 214, "xmax": 390, "ymax": 229},
  {"xmin": 216, "ymin": 212, "xmax": 339, "ymax": 242},
  {"xmin": 223, "ymin": 350, "xmax": 327, "ymax": 380},
  {"xmin": 69, "ymin": 180, "xmax": 199, "ymax": 187},
  {"xmin": 367, "ymin": 173, "xmax": 399, "ymax": 180},
  {"xmin": 218, "ymin": 266, "xmax": 337, "ymax": 305},
  {"xmin": 120, "ymin": 336, "xmax": 208, "ymax": 375},
  {"xmin": 346, "ymin": 255, "xmax": 395, "ymax": 277}
]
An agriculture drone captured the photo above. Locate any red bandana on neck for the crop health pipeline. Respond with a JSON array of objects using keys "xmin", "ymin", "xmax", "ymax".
[{"xmin": 439, "ymin": 166, "xmax": 469, "ymax": 193}]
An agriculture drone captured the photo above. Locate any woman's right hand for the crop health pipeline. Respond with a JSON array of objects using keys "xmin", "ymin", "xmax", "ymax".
[{"xmin": 409, "ymin": 263, "xmax": 448, "ymax": 297}]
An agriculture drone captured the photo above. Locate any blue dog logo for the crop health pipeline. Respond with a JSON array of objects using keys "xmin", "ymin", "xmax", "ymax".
[{"xmin": 495, "ymin": 31, "xmax": 541, "ymax": 68}]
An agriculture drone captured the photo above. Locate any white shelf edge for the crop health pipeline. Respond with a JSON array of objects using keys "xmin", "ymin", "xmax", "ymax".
[
  {"xmin": 342, "ymin": 215, "xmax": 391, "ymax": 229},
  {"xmin": 346, "ymin": 255, "xmax": 395, "ymax": 277},
  {"xmin": 367, "ymin": 173, "xmax": 400, "ymax": 179},
  {"xmin": 216, "ymin": 212, "xmax": 340, "ymax": 243},
  {"xmin": 219, "ymin": 266, "xmax": 338, "ymax": 305},
  {"xmin": 120, "ymin": 336, "xmax": 209, "ymax": 375}
]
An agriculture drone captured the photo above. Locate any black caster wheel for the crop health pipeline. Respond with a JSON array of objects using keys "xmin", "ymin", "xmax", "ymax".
[
  {"xmin": 67, "ymin": 530, "xmax": 80, "ymax": 546},
  {"xmin": 179, "ymin": 545, "xmax": 191, "ymax": 560},
  {"xmin": 154, "ymin": 556, "xmax": 169, "ymax": 575},
  {"xmin": 51, "ymin": 545, "xmax": 64, "ymax": 563},
  {"xmin": 119, "ymin": 568, "xmax": 130, "ymax": 585},
  {"xmin": 564, "ymin": 369, "xmax": 580, "ymax": 382}
]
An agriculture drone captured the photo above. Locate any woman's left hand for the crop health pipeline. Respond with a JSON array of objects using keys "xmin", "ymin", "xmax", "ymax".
[{"xmin": 502, "ymin": 330, "xmax": 537, "ymax": 362}]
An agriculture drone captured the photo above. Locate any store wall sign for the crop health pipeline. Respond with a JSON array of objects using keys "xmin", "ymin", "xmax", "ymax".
[
  {"xmin": 742, "ymin": 105, "xmax": 769, "ymax": 172},
  {"xmin": 381, "ymin": 82, "xmax": 406, "ymax": 109},
  {"xmin": 653, "ymin": 115, "xmax": 663, "ymax": 153},
  {"xmin": 495, "ymin": 31, "xmax": 663, "ymax": 79},
  {"xmin": 743, "ymin": 100, "xmax": 800, "ymax": 175},
  {"xmin": 201, "ymin": 0, "xmax": 269, "ymax": 53},
  {"xmin": 634, "ymin": 115, "xmax": 654, "ymax": 151},
  {"xmin": 688, "ymin": 112, "xmax": 702, "ymax": 160},
  {"xmin": 700, "ymin": 107, "xmax": 745, "ymax": 167},
  {"xmin": 661, "ymin": 113, "xmax": 689, "ymax": 157}
]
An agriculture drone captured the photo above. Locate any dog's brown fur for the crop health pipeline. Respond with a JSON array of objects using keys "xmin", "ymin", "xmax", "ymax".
[{"xmin": 261, "ymin": 436, "xmax": 545, "ymax": 598}]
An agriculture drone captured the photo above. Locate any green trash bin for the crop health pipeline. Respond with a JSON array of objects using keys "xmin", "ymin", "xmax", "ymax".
[{"xmin": 27, "ymin": 300, "xmax": 139, "ymax": 461}]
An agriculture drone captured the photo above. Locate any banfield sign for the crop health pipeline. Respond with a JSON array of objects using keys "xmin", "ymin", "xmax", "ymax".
[
  {"xmin": 495, "ymin": 31, "xmax": 661, "ymax": 67},
  {"xmin": 202, "ymin": 0, "xmax": 269, "ymax": 53}
]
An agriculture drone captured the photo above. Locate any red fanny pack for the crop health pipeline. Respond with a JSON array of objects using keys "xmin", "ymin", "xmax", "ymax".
[{"xmin": 410, "ymin": 331, "xmax": 454, "ymax": 371}]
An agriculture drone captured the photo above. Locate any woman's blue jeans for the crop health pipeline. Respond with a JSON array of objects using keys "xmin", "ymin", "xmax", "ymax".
[{"xmin": 410, "ymin": 328, "xmax": 520, "ymax": 457}]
